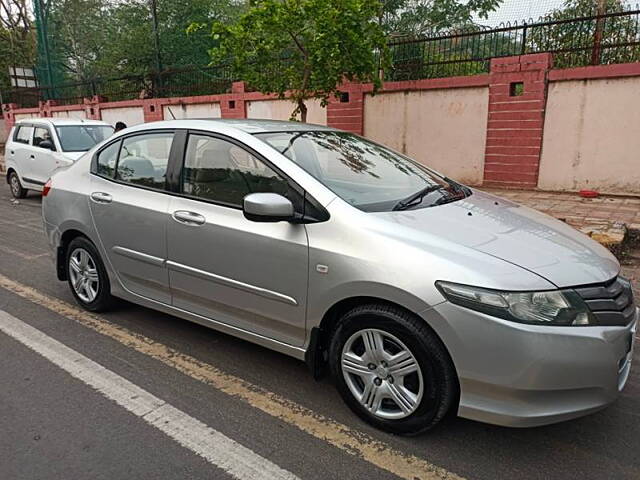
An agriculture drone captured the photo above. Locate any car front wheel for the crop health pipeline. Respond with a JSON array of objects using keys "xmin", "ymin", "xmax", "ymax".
[
  {"xmin": 66, "ymin": 236, "xmax": 115, "ymax": 312},
  {"xmin": 329, "ymin": 304, "xmax": 458, "ymax": 435},
  {"xmin": 8, "ymin": 171, "xmax": 27, "ymax": 199}
]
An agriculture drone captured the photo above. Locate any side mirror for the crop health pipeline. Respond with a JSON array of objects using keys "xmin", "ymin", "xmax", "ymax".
[
  {"xmin": 243, "ymin": 193, "xmax": 294, "ymax": 223},
  {"xmin": 39, "ymin": 139, "xmax": 55, "ymax": 151}
]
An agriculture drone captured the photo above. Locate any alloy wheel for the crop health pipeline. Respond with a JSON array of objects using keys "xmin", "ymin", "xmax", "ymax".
[
  {"xmin": 10, "ymin": 174, "xmax": 20, "ymax": 197},
  {"xmin": 341, "ymin": 328, "xmax": 424, "ymax": 419},
  {"xmin": 69, "ymin": 247, "xmax": 100, "ymax": 303}
]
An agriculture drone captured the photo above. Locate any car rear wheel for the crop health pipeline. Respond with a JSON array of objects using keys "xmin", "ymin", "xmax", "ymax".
[
  {"xmin": 8, "ymin": 171, "xmax": 27, "ymax": 199},
  {"xmin": 66, "ymin": 237, "xmax": 115, "ymax": 312},
  {"xmin": 329, "ymin": 304, "xmax": 458, "ymax": 435}
]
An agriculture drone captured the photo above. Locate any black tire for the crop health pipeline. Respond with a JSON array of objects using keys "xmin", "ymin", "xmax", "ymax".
[
  {"xmin": 329, "ymin": 304, "xmax": 458, "ymax": 435},
  {"xmin": 8, "ymin": 171, "xmax": 27, "ymax": 199},
  {"xmin": 66, "ymin": 236, "xmax": 115, "ymax": 312}
]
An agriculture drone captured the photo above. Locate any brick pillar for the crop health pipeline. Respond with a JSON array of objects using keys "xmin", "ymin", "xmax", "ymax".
[
  {"xmin": 220, "ymin": 81, "xmax": 247, "ymax": 119},
  {"xmin": 143, "ymin": 99, "xmax": 164, "ymax": 123},
  {"xmin": 3, "ymin": 103, "xmax": 18, "ymax": 130},
  {"xmin": 84, "ymin": 95, "xmax": 106, "ymax": 120},
  {"xmin": 40, "ymin": 100, "xmax": 58, "ymax": 118},
  {"xmin": 326, "ymin": 82, "xmax": 364, "ymax": 134},
  {"xmin": 483, "ymin": 53, "xmax": 552, "ymax": 188}
]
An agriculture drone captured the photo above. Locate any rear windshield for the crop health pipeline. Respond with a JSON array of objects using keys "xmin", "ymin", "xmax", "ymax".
[{"xmin": 55, "ymin": 125, "xmax": 114, "ymax": 152}]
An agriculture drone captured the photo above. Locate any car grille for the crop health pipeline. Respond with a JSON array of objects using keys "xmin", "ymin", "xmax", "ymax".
[{"xmin": 574, "ymin": 276, "xmax": 636, "ymax": 326}]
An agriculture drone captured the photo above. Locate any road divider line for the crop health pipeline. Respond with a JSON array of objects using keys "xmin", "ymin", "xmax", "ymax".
[
  {"xmin": 0, "ymin": 273, "xmax": 464, "ymax": 480},
  {"xmin": 0, "ymin": 310, "xmax": 300, "ymax": 480}
]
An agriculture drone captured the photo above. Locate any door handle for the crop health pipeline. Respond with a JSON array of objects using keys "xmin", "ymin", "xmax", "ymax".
[
  {"xmin": 90, "ymin": 192, "xmax": 113, "ymax": 204},
  {"xmin": 9, "ymin": 150, "xmax": 14, "ymax": 155},
  {"xmin": 30, "ymin": 154, "xmax": 35, "ymax": 159},
  {"xmin": 172, "ymin": 210, "xmax": 206, "ymax": 226}
]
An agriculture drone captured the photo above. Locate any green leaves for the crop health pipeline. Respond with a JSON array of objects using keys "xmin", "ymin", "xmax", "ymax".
[
  {"xmin": 207, "ymin": 0, "xmax": 389, "ymax": 121},
  {"xmin": 526, "ymin": 0, "xmax": 640, "ymax": 68},
  {"xmin": 381, "ymin": 0, "xmax": 502, "ymax": 35}
]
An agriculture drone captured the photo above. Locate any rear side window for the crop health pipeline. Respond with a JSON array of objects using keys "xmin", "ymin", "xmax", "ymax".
[
  {"xmin": 116, "ymin": 132, "xmax": 174, "ymax": 190},
  {"xmin": 182, "ymin": 134, "xmax": 293, "ymax": 207},
  {"xmin": 96, "ymin": 141, "xmax": 121, "ymax": 178},
  {"xmin": 13, "ymin": 126, "xmax": 33, "ymax": 144}
]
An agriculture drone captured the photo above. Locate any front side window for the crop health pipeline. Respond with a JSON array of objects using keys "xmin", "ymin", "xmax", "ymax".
[
  {"xmin": 116, "ymin": 132, "xmax": 173, "ymax": 189},
  {"xmin": 182, "ymin": 134, "xmax": 291, "ymax": 207},
  {"xmin": 14, "ymin": 125, "xmax": 33, "ymax": 144},
  {"xmin": 55, "ymin": 125, "xmax": 114, "ymax": 152},
  {"xmin": 33, "ymin": 127, "xmax": 54, "ymax": 149},
  {"xmin": 256, "ymin": 131, "xmax": 470, "ymax": 212}
]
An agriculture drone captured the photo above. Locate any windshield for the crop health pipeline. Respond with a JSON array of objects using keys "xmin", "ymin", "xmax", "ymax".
[
  {"xmin": 55, "ymin": 125, "xmax": 114, "ymax": 152},
  {"xmin": 255, "ymin": 131, "xmax": 470, "ymax": 212}
]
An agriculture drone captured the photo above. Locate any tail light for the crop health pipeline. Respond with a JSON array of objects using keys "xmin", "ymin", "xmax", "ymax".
[{"xmin": 42, "ymin": 179, "xmax": 52, "ymax": 197}]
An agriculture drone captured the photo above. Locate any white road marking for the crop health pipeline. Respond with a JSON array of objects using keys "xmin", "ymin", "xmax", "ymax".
[
  {"xmin": 0, "ymin": 310, "xmax": 300, "ymax": 480},
  {"xmin": 0, "ymin": 273, "xmax": 464, "ymax": 480}
]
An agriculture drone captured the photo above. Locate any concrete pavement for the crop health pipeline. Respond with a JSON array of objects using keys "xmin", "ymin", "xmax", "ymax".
[{"xmin": 484, "ymin": 188, "xmax": 640, "ymax": 248}]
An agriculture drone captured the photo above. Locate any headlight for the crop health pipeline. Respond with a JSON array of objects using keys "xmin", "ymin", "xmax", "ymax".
[{"xmin": 436, "ymin": 281, "xmax": 594, "ymax": 326}]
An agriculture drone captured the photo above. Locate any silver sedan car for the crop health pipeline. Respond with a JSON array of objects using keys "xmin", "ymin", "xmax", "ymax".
[{"xmin": 42, "ymin": 119, "xmax": 637, "ymax": 435}]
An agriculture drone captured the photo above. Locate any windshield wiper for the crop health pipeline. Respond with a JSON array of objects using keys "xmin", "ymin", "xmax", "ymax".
[
  {"xmin": 392, "ymin": 184, "xmax": 443, "ymax": 211},
  {"xmin": 432, "ymin": 177, "xmax": 471, "ymax": 206},
  {"xmin": 279, "ymin": 131, "xmax": 307, "ymax": 156},
  {"xmin": 444, "ymin": 177, "xmax": 470, "ymax": 195}
]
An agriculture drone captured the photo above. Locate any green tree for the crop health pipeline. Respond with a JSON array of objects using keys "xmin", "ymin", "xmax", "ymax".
[
  {"xmin": 47, "ymin": 0, "xmax": 110, "ymax": 81},
  {"xmin": 382, "ymin": 0, "xmax": 507, "ymax": 81},
  {"xmin": 381, "ymin": 0, "xmax": 502, "ymax": 36},
  {"xmin": 0, "ymin": 0, "xmax": 36, "ymax": 89},
  {"xmin": 45, "ymin": 0, "xmax": 242, "ymax": 80},
  {"xmin": 526, "ymin": 0, "xmax": 640, "ymax": 68},
  {"xmin": 202, "ymin": 0, "xmax": 389, "ymax": 122}
]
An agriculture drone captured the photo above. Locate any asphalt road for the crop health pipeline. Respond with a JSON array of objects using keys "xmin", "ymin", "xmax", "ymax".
[{"xmin": 0, "ymin": 188, "xmax": 639, "ymax": 480}]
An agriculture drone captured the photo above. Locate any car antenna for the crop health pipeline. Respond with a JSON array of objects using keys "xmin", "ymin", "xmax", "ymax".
[{"xmin": 167, "ymin": 106, "xmax": 176, "ymax": 120}]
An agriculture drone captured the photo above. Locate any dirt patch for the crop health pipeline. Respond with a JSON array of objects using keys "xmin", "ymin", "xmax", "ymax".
[{"xmin": 618, "ymin": 230, "xmax": 640, "ymax": 297}]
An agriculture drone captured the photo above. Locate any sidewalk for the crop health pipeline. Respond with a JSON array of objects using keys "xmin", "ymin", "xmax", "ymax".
[{"xmin": 482, "ymin": 188, "xmax": 640, "ymax": 248}]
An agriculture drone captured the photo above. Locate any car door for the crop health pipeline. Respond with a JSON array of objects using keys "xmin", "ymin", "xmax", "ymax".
[
  {"xmin": 8, "ymin": 124, "xmax": 34, "ymax": 182},
  {"xmin": 30, "ymin": 125, "xmax": 59, "ymax": 184},
  {"xmin": 166, "ymin": 132, "xmax": 309, "ymax": 347},
  {"xmin": 89, "ymin": 130, "xmax": 177, "ymax": 304}
]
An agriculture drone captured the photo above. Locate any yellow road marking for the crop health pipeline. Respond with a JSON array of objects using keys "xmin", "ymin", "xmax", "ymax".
[{"xmin": 0, "ymin": 273, "xmax": 464, "ymax": 480}]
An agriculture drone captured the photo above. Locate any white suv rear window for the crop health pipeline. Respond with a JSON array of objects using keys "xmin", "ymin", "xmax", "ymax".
[{"xmin": 13, "ymin": 125, "xmax": 33, "ymax": 144}]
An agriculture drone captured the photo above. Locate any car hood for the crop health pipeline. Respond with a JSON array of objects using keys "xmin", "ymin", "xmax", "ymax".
[
  {"xmin": 60, "ymin": 151, "xmax": 85, "ymax": 161},
  {"xmin": 373, "ymin": 190, "xmax": 619, "ymax": 288}
]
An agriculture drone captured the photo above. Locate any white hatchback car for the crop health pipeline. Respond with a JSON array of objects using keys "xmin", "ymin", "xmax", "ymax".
[{"xmin": 5, "ymin": 118, "xmax": 114, "ymax": 198}]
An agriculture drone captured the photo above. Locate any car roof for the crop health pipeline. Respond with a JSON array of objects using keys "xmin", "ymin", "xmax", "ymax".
[
  {"xmin": 125, "ymin": 118, "xmax": 337, "ymax": 135},
  {"xmin": 14, "ymin": 117, "xmax": 112, "ymax": 127}
]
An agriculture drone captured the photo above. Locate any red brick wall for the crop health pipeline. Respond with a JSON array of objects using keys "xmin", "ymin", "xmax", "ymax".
[
  {"xmin": 326, "ymin": 83, "xmax": 364, "ymax": 135},
  {"xmin": 483, "ymin": 53, "xmax": 552, "ymax": 188},
  {"xmin": 4, "ymin": 55, "xmax": 640, "ymax": 191},
  {"xmin": 220, "ymin": 81, "xmax": 247, "ymax": 119}
]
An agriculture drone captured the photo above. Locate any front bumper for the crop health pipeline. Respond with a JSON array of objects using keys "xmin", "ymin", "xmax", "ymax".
[{"xmin": 425, "ymin": 302, "xmax": 637, "ymax": 427}]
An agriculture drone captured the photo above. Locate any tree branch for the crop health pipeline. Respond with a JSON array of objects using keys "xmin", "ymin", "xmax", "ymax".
[{"xmin": 287, "ymin": 29, "xmax": 308, "ymax": 58}]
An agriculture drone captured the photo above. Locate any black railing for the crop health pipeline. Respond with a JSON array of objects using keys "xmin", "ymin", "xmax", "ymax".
[
  {"xmin": 2, "ymin": 9, "xmax": 640, "ymax": 107},
  {"xmin": 1, "ymin": 63, "xmax": 236, "ymax": 108},
  {"xmin": 387, "ymin": 8, "xmax": 640, "ymax": 81}
]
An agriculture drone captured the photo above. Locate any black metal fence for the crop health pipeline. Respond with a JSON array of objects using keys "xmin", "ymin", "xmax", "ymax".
[
  {"xmin": 2, "ymin": 9, "xmax": 640, "ymax": 108},
  {"xmin": 1, "ymin": 64, "xmax": 236, "ymax": 108},
  {"xmin": 387, "ymin": 8, "xmax": 640, "ymax": 81}
]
